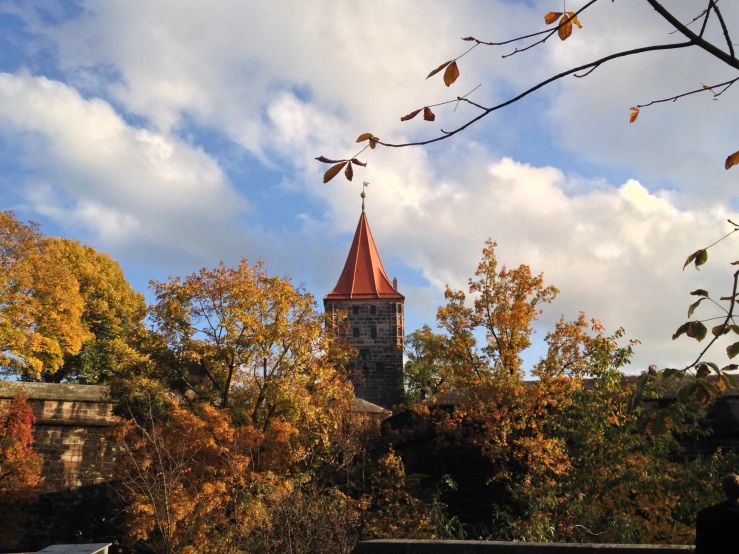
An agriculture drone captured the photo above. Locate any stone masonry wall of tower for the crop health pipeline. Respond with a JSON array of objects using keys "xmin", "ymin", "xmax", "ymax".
[{"xmin": 324, "ymin": 298, "xmax": 404, "ymax": 408}]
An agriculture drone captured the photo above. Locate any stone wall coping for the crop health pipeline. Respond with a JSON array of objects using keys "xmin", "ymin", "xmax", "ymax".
[
  {"xmin": 0, "ymin": 381, "xmax": 110, "ymax": 403},
  {"xmin": 352, "ymin": 540, "xmax": 693, "ymax": 554}
]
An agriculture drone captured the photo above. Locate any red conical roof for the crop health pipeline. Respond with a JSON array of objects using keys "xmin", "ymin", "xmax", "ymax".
[{"xmin": 325, "ymin": 212, "xmax": 404, "ymax": 301}]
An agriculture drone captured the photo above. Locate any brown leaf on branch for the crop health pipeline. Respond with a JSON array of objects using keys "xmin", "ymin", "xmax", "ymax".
[
  {"xmin": 351, "ymin": 158, "xmax": 367, "ymax": 167},
  {"xmin": 629, "ymin": 107, "xmax": 640, "ymax": 123},
  {"xmin": 315, "ymin": 156, "xmax": 346, "ymax": 164},
  {"xmin": 344, "ymin": 162, "xmax": 353, "ymax": 181},
  {"xmin": 427, "ymin": 61, "xmax": 452, "ymax": 79},
  {"xmin": 544, "ymin": 12, "xmax": 563, "ymax": 24},
  {"xmin": 726, "ymin": 150, "xmax": 739, "ymax": 170},
  {"xmin": 443, "ymin": 61, "xmax": 460, "ymax": 87},
  {"xmin": 558, "ymin": 14, "xmax": 573, "ymax": 41},
  {"xmin": 462, "ymin": 36, "xmax": 477, "ymax": 41},
  {"xmin": 423, "ymin": 107, "xmax": 436, "ymax": 121},
  {"xmin": 356, "ymin": 133, "xmax": 374, "ymax": 143},
  {"xmin": 369, "ymin": 137, "xmax": 379, "ymax": 149},
  {"xmin": 567, "ymin": 12, "xmax": 582, "ymax": 29},
  {"xmin": 323, "ymin": 162, "xmax": 347, "ymax": 183},
  {"xmin": 400, "ymin": 109, "xmax": 423, "ymax": 122}
]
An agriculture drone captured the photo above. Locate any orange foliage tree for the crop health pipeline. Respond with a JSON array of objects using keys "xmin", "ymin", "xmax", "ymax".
[
  {"xmin": 0, "ymin": 390, "xmax": 43, "ymax": 544},
  {"xmin": 113, "ymin": 258, "xmax": 442, "ymax": 553},
  {"xmin": 400, "ymin": 239, "xmax": 737, "ymax": 544}
]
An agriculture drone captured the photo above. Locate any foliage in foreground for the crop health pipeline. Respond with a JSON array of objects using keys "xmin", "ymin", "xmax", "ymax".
[{"xmin": 401, "ymin": 239, "xmax": 739, "ymax": 544}]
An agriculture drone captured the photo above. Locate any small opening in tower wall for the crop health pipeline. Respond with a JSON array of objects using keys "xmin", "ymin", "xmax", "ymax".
[
  {"xmin": 353, "ymin": 327, "xmax": 360, "ymax": 338},
  {"xmin": 353, "ymin": 305, "xmax": 359, "ymax": 315},
  {"xmin": 397, "ymin": 304, "xmax": 402, "ymax": 313},
  {"xmin": 371, "ymin": 327, "xmax": 377, "ymax": 339},
  {"xmin": 370, "ymin": 305, "xmax": 376, "ymax": 314}
]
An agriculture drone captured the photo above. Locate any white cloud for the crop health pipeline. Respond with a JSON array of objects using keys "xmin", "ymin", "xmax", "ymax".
[
  {"xmin": 0, "ymin": 72, "xmax": 247, "ymax": 259},
  {"xmin": 3, "ymin": 0, "xmax": 737, "ymax": 374}
]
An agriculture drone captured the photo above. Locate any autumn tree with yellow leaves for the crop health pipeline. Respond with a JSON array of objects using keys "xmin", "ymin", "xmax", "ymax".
[
  {"xmin": 113, "ymin": 259, "xmax": 443, "ymax": 553},
  {"xmin": 0, "ymin": 211, "xmax": 145, "ymax": 382}
]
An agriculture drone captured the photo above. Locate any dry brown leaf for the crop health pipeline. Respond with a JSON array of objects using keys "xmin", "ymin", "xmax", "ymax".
[
  {"xmin": 427, "ymin": 61, "xmax": 452, "ymax": 80},
  {"xmin": 323, "ymin": 162, "xmax": 347, "ymax": 183},
  {"xmin": 544, "ymin": 12, "xmax": 563, "ymax": 24},
  {"xmin": 423, "ymin": 107, "xmax": 435, "ymax": 121},
  {"xmin": 351, "ymin": 158, "xmax": 367, "ymax": 167},
  {"xmin": 726, "ymin": 150, "xmax": 739, "ymax": 170},
  {"xmin": 356, "ymin": 133, "xmax": 373, "ymax": 143},
  {"xmin": 344, "ymin": 162, "xmax": 353, "ymax": 181},
  {"xmin": 558, "ymin": 14, "xmax": 573, "ymax": 40},
  {"xmin": 566, "ymin": 11, "xmax": 582, "ymax": 28},
  {"xmin": 400, "ymin": 109, "xmax": 423, "ymax": 122},
  {"xmin": 443, "ymin": 61, "xmax": 460, "ymax": 87},
  {"xmin": 462, "ymin": 36, "xmax": 477, "ymax": 41},
  {"xmin": 629, "ymin": 107, "xmax": 639, "ymax": 124},
  {"xmin": 717, "ymin": 375, "xmax": 727, "ymax": 393},
  {"xmin": 315, "ymin": 156, "xmax": 345, "ymax": 164},
  {"xmin": 369, "ymin": 137, "xmax": 378, "ymax": 149}
]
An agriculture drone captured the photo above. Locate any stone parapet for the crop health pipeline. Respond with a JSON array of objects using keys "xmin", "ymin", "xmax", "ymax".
[{"xmin": 352, "ymin": 540, "xmax": 692, "ymax": 554}]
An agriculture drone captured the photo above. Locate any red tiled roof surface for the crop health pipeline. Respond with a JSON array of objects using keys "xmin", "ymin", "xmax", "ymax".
[{"xmin": 325, "ymin": 212, "xmax": 404, "ymax": 301}]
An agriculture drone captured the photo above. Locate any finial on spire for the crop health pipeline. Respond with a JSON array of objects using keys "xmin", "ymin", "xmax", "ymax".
[{"xmin": 361, "ymin": 181, "xmax": 369, "ymax": 212}]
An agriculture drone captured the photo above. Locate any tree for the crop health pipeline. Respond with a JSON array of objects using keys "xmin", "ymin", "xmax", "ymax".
[
  {"xmin": 0, "ymin": 387, "xmax": 43, "ymax": 545},
  {"xmin": 398, "ymin": 239, "xmax": 734, "ymax": 544},
  {"xmin": 0, "ymin": 211, "xmax": 146, "ymax": 382},
  {"xmin": 0, "ymin": 211, "xmax": 88, "ymax": 378},
  {"xmin": 43, "ymin": 237, "xmax": 146, "ymax": 383},
  {"xmin": 317, "ymin": 1, "xmax": 739, "ymax": 181}
]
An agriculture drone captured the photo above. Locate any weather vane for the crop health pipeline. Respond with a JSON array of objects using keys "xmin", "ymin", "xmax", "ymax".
[{"xmin": 361, "ymin": 181, "xmax": 369, "ymax": 212}]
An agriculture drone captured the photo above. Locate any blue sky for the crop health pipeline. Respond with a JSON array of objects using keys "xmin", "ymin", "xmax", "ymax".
[{"xmin": 1, "ymin": 0, "xmax": 738, "ymax": 372}]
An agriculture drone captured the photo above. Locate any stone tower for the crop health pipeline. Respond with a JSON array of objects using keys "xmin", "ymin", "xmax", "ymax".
[{"xmin": 324, "ymin": 208, "xmax": 404, "ymax": 409}]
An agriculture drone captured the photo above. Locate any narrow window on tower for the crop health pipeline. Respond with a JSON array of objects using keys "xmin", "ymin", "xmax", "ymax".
[
  {"xmin": 371, "ymin": 327, "xmax": 377, "ymax": 339},
  {"xmin": 353, "ymin": 305, "xmax": 359, "ymax": 315},
  {"xmin": 353, "ymin": 327, "xmax": 360, "ymax": 338},
  {"xmin": 370, "ymin": 305, "xmax": 376, "ymax": 315},
  {"xmin": 397, "ymin": 304, "xmax": 403, "ymax": 314}
]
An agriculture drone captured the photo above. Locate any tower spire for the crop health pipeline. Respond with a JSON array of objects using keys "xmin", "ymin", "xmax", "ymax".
[{"xmin": 361, "ymin": 181, "xmax": 369, "ymax": 212}]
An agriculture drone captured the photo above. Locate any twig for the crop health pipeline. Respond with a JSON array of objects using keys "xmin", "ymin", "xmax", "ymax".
[
  {"xmin": 646, "ymin": 0, "xmax": 739, "ymax": 71},
  {"xmin": 379, "ymin": 41, "xmax": 694, "ymax": 148},
  {"xmin": 708, "ymin": 0, "xmax": 735, "ymax": 58},
  {"xmin": 682, "ymin": 270, "xmax": 739, "ymax": 371},
  {"xmin": 466, "ymin": 0, "xmax": 601, "ymax": 58}
]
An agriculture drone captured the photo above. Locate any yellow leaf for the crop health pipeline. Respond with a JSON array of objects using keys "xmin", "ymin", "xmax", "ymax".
[
  {"xmin": 566, "ymin": 11, "xmax": 582, "ymax": 29},
  {"xmin": 443, "ymin": 61, "xmax": 460, "ymax": 87},
  {"xmin": 427, "ymin": 60, "xmax": 452, "ymax": 80},
  {"xmin": 544, "ymin": 12, "xmax": 563, "ymax": 24},
  {"xmin": 558, "ymin": 14, "xmax": 573, "ymax": 41},
  {"xmin": 726, "ymin": 150, "xmax": 739, "ymax": 170},
  {"xmin": 323, "ymin": 162, "xmax": 346, "ymax": 183},
  {"xmin": 716, "ymin": 375, "xmax": 727, "ymax": 393},
  {"xmin": 629, "ymin": 107, "xmax": 639, "ymax": 124},
  {"xmin": 356, "ymin": 133, "xmax": 373, "ymax": 143}
]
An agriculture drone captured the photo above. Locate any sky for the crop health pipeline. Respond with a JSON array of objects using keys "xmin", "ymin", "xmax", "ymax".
[{"xmin": 0, "ymin": 0, "xmax": 738, "ymax": 373}]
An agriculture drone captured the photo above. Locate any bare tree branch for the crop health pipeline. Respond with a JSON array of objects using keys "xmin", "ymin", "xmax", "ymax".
[
  {"xmin": 708, "ymin": 0, "xmax": 735, "ymax": 57},
  {"xmin": 637, "ymin": 77, "xmax": 739, "ymax": 108},
  {"xmin": 379, "ymin": 41, "xmax": 693, "ymax": 148},
  {"xmin": 646, "ymin": 0, "xmax": 739, "ymax": 70}
]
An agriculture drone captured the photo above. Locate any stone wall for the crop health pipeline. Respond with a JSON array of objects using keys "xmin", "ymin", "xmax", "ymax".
[
  {"xmin": 0, "ymin": 382, "xmax": 119, "ymax": 552},
  {"xmin": 325, "ymin": 298, "xmax": 405, "ymax": 408},
  {"xmin": 352, "ymin": 540, "xmax": 692, "ymax": 554}
]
